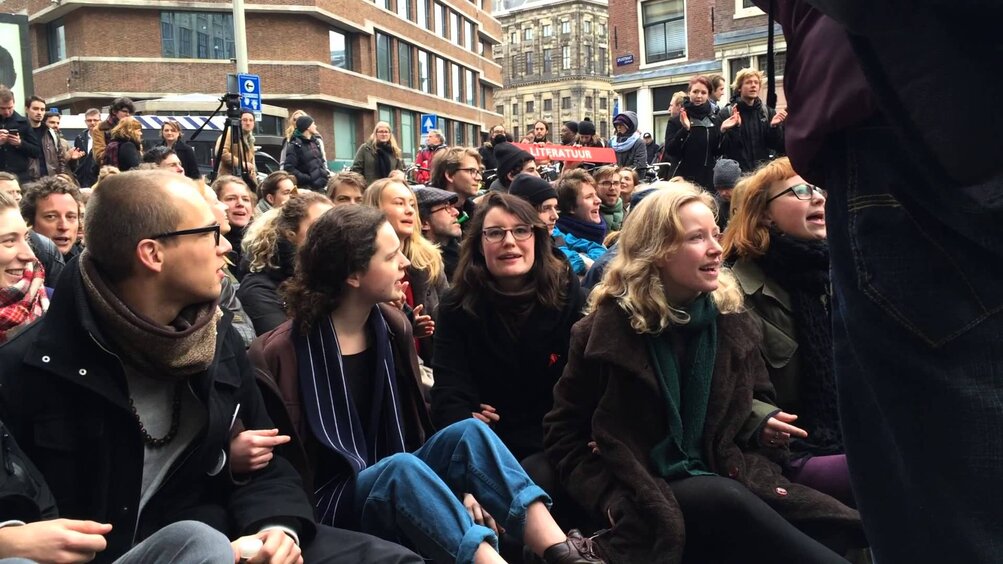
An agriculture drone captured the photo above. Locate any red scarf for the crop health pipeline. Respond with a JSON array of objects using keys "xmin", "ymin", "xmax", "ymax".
[{"xmin": 0, "ymin": 261, "xmax": 49, "ymax": 343}]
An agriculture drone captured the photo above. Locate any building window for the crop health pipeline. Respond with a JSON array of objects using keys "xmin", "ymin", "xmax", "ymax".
[
  {"xmin": 333, "ymin": 109, "xmax": 358, "ymax": 161},
  {"xmin": 543, "ymin": 23, "xmax": 552, "ymax": 37},
  {"xmin": 376, "ymin": 33, "xmax": 393, "ymax": 82},
  {"xmin": 400, "ymin": 112, "xmax": 416, "ymax": 161},
  {"xmin": 397, "ymin": 0, "xmax": 410, "ymax": 19},
  {"xmin": 465, "ymin": 69, "xmax": 476, "ymax": 106},
  {"xmin": 526, "ymin": 100, "xmax": 534, "ymax": 114},
  {"xmin": 417, "ymin": 0, "xmax": 428, "ymax": 29},
  {"xmin": 513, "ymin": 126, "xmax": 520, "ymax": 139},
  {"xmin": 561, "ymin": 19, "xmax": 570, "ymax": 34},
  {"xmin": 584, "ymin": 45, "xmax": 593, "ymax": 72},
  {"xmin": 525, "ymin": 52, "xmax": 534, "ymax": 74},
  {"xmin": 47, "ymin": 19, "xmax": 66, "ymax": 64},
  {"xmin": 377, "ymin": 0, "xmax": 390, "ymax": 9},
  {"xmin": 562, "ymin": 46, "xmax": 571, "ymax": 69},
  {"xmin": 598, "ymin": 46, "xmax": 607, "ymax": 73},
  {"xmin": 480, "ymin": 84, "xmax": 487, "ymax": 109},
  {"xmin": 450, "ymin": 11, "xmax": 460, "ymax": 44},
  {"xmin": 543, "ymin": 98, "xmax": 552, "ymax": 111},
  {"xmin": 434, "ymin": 3, "xmax": 445, "ymax": 35},
  {"xmin": 735, "ymin": 0, "xmax": 764, "ymax": 18},
  {"xmin": 524, "ymin": 27, "xmax": 533, "ymax": 40},
  {"xmin": 496, "ymin": 104, "xmax": 504, "ymax": 115},
  {"xmin": 510, "ymin": 31, "xmax": 518, "ymax": 44},
  {"xmin": 561, "ymin": 97, "xmax": 571, "ymax": 110},
  {"xmin": 642, "ymin": 0, "xmax": 686, "ymax": 63},
  {"xmin": 452, "ymin": 64, "xmax": 462, "ymax": 102},
  {"xmin": 756, "ymin": 51, "xmax": 787, "ymax": 76},
  {"xmin": 465, "ymin": 20, "xmax": 474, "ymax": 51},
  {"xmin": 378, "ymin": 105, "xmax": 396, "ymax": 132},
  {"xmin": 398, "ymin": 41, "xmax": 413, "ymax": 87},
  {"xmin": 585, "ymin": 96, "xmax": 593, "ymax": 109},
  {"xmin": 583, "ymin": 20, "xmax": 592, "ymax": 34},
  {"xmin": 329, "ymin": 29, "xmax": 352, "ymax": 70},
  {"xmin": 600, "ymin": 121, "xmax": 608, "ymax": 138},
  {"xmin": 600, "ymin": 97, "xmax": 607, "ymax": 109},
  {"xmin": 543, "ymin": 48, "xmax": 552, "ymax": 73},
  {"xmin": 161, "ymin": 12, "xmax": 235, "ymax": 60},
  {"xmin": 418, "ymin": 50, "xmax": 431, "ymax": 92},
  {"xmin": 512, "ymin": 103, "xmax": 519, "ymax": 115},
  {"xmin": 436, "ymin": 57, "xmax": 446, "ymax": 97},
  {"xmin": 598, "ymin": 22, "xmax": 606, "ymax": 35}
]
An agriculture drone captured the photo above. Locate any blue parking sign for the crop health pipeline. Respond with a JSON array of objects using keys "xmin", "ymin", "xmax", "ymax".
[{"xmin": 238, "ymin": 74, "xmax": 261, "ymax": 112}]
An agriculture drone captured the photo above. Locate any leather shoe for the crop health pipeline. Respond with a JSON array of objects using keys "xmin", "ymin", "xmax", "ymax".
[{"xmin": 542, "ymin": 529, "xmax": 605, "ymax": 563}]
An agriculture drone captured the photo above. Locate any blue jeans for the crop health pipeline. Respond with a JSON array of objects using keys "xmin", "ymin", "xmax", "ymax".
[
  {"xmin": 823, "ymin": 123, "xmax": 1003, "ymax": 563},
  {"xmin": 353, "ymin": 419, "xmax": 551, "ymax": 564}
]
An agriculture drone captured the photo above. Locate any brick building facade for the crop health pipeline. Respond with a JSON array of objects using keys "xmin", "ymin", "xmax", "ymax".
[
  {"xmin": 6, "ymin": 0, "xmax": 503, "ymax": 166},
  {"xmin": 492, "ymin": 0, "xmax": 615, "ymax": 143}
]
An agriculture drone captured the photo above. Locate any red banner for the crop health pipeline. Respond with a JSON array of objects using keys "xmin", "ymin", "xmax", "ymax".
[{"xmin": 513, "ymin": 143, "xmax": 617, "ymax": 164}]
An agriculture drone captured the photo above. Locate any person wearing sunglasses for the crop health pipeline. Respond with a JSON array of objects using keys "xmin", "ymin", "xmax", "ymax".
[
  {"xmin": 432, "ymin": 193, "xmax": 586, "ymax": 525},
  {"xmin": 721, "ymin": 157, "xmax": 853, "ymax": 508}
]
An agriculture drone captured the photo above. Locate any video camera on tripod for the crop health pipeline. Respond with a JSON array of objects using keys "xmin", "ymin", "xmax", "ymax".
[{"xmin": 192, "ymin": 74, "xmax": 256, "ymax": 186}]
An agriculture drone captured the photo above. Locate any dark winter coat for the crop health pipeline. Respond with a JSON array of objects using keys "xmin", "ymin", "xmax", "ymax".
[
  {"xmin": 663, "ymin": 102, "xmax": 724, "ymax": 189},
  {"xmin": 72, "ymin": 131, "xmax": 98, "ymax": 187},
  {"xmin": 432, "ymin": 274, "xmax": 585, "ymax": 460},
  {"xmin": 407, "ymin": 265, "xmax": 447, "ymax": 366},
  {"xmin": 0, "ymin": 110, "xmax": 42, "ymax": 182},
  {"xmin": 0, "ymin": 418, "xmax": 58, "ymax": 524},
  {"xmin": 0, "ymin": 260, "xmax": 318, "ymax": 563},
  {"xmin": 247, "ymin": 305, "xmax": 435, "ymax": 494},
  {"xmin": 283, "ymin": 135, "xmax": 328, "ymax": 191},
  {"xmin": 237, "ymin": 270, "xmax": 289, "ymax": 336},
  {"xmin": 108, "ymin": 138, "xmax": 142, "ymax": 172},
  {"xmin": 718, "ymin": 97, "xmax": 785, "ymax": 172},
  {"xmin": 543, "ymin": 301, "xmax": 861, "ymax": 563}
]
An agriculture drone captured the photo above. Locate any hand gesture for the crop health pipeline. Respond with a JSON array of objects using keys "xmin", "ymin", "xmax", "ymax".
[
  {"xmin": 462, "ymin": 494, "xmax": 502, "ymax": 536},
  {"xmin": 229, "ymin": 429, "xmax": 292, "ymax": 474},
  {"xmin": 389, "ymin": 281, "xmax": 410, "ymax": 310},
  {"xmin": 680, "ymin": 109, "xmax": 691, "ymax": 131},
  {"xmin": 760, "ymin": 411, "xmax": 808, "ymax": 448},
  {"xmin": 472, "ymin": 403, "xmax": 500, "ymax": 426},
  {"xmin": 231, "ymin": 529, "xmax": 302, "ymax": 564},
  {"xmin": 720, "ymin": 106, "xmax": 741, "ymax": 132},
  {"xmin": 69, "ymin": 147, "xmax": 86, "ymax": 160},
  {"xmin": 0, "ymin": 130, "xmax": 8, "ymax": 145},
  {"xmin": 7, "ymin": 132, "xmax": 21, "ymax": 147},
  {"xmin": 0, "ymin": 519, "xmax": 111, "ymax": 563},
  {"xmin": 770, "ymin": 108, "xmax": 788, "ymax": 127},
  {"xmin": 411, "ymin": 303, "xmax": 435, "ymax": 338}
]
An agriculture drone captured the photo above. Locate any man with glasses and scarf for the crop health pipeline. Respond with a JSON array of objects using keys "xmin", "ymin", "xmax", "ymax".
[{"xmin": 0, "ymin": 170, "xmax": 422, "ymax": 564}]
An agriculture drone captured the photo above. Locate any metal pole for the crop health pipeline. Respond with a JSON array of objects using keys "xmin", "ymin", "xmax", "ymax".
[{"xmin": 233, "ymin": 0, "xmax": 249, "ymax": 74}]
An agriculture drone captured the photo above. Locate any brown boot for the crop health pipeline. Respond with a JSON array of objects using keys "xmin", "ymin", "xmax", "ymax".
[{"xmin": 542, "ymin": 529, "xmax": 605, "ymax": 564}]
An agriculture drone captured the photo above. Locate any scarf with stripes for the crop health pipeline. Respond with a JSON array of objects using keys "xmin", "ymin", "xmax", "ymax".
[{"xmin": 295, "ymin": 307, "xmax": 407, "ymax": 525}]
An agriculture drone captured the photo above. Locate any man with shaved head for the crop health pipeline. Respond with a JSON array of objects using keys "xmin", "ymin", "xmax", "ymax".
[{"xmin": 0, "ymin": 170, "xmax": 422, "ymax": 563}]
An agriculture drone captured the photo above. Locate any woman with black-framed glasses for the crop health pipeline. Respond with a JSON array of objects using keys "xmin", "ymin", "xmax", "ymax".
[
  {"xmin": 721, "ymin": 157, "xmax": 854, "ymax": 508},
  {"xmin": 432, "ymin": 194, "xmax": 585, "ymax": 519}
]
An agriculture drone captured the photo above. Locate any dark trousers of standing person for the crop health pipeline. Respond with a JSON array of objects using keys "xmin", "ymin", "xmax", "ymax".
[{"xmin": 823, "ymin": 119, "xmax": 1003, "ymax": 563}]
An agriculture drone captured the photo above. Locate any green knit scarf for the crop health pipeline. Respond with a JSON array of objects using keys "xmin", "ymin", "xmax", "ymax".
[{"xmin": 646, "ymin": 293, "xmax": 718, "ymax": 481}]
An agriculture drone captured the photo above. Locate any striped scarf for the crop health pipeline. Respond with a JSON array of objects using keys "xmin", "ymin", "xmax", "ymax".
[
  {"xmin": 296, "ymin": 307, "xmax": 407, "ymax": 525},
  {"xmin": 0, "ymin": 261, "xmax": 49, "ymax": 343}
]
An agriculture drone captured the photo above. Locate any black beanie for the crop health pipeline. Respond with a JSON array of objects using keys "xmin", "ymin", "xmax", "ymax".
[
  {"xmin": 494, "ymin": 142, "xmax": 534, "ymax": 184},
  {"xmin": 563, "ymin": 121, "xmax": 579, "ymax": 134},
  {"xmin": 578, "ymin": 120, "xmax": 596, "ymax": 136},
  {"xmin": 510, "ymin": 173, "xmax": 557, "ymax": 208},
  {"xmin": 295, "ymin": 115, "xmax": 314, "ymax": 132}
]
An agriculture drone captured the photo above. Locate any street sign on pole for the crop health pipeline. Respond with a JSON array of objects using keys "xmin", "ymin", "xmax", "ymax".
[
  {"xmin": 420, "ymin": 113, "xmax": 438, "ymax": 135},
  {"xmin": 238, "ymin": 73, "xmax": 261, "ymax": 120}
]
